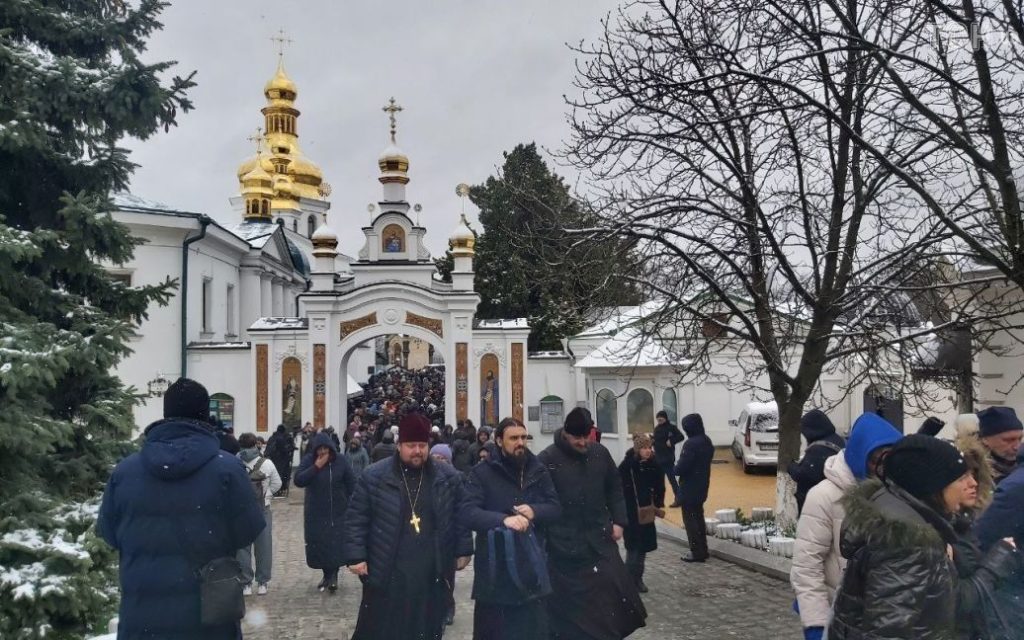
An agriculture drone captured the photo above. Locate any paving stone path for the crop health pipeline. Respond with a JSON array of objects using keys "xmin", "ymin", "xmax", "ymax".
[{"xmin": 241, "ymin": 489, "xmax": 801, "ymax": 639}]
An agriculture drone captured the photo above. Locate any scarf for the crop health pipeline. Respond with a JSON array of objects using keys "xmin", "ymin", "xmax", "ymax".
[{"xmin": 239, "ymin": 447, "xmax": 261, "ymax": 463}]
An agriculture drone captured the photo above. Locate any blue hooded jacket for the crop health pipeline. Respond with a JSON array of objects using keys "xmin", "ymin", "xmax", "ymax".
[
  {"xmin": 843, "ymin": 413, "xmax": 903, "ymax": 480},
  {"xmin": 98, "ymin": 419, "xmax": 265, "ymax": 639}
]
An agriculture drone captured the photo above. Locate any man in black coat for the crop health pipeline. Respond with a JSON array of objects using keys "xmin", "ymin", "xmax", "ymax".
[
  {"xmin": 461, "ymin": 417, "xmax": 562, "ymax": 640},
  {"xmin": 653, "ymin": 410, "xmax": 685, "ymax": 507},
  {"xmin": 674, "ymin": 413, "xmax": 715, "ymax": 562},
  {"xmin": 265, "ymin": 424, "xmax": 296, "ymax": 497},
  {"xmin": 537, "ymin": 407, "xmax": 647, "ymax": 640},
  {"xmin": 98, "ymin": 378, "xmax": 265, "ymax": 639},
  {"xmin": 786, "ymin": 409, "xmax": 845, "ymax": 514},
  {"xmin": 343, "ymin": 413, "xmax": 474, "ymax": 640}
]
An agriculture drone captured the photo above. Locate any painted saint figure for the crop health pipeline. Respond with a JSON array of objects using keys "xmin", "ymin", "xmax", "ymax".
[{"xmin": 481, "ymin": 369, "xmax": 499, "ymax": 427}]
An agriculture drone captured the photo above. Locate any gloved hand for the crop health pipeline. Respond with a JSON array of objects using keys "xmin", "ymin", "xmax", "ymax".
[{"xmin": 803, "ymin": 627, "xmax": 824, "ymax": 640}]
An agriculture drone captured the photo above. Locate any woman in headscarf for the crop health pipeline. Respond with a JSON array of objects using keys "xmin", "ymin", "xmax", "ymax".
[{"xmin": 618, "ymin": 433, "xmax": 665, "ymax": 593}]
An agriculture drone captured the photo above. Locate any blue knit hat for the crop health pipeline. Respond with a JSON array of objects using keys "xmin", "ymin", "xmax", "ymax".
[
  {"xmin": 978, "ymin": 407, "xmax": 1023, "ymax": 438},
  {"xmin": 844, "ymin": 413, "xmax": 903, "ymax": 480}
]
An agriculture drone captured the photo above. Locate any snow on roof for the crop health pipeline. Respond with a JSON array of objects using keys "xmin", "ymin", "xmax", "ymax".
[
  {"xmin": 347, "ymin": 374, "xmax": 364, "ymax": 398},
  {"xmin": 112, "ymin": 192, "xmax": 176, "ymax": 211},
  {"xmin": 249, "ymin": 317, "xmax": 308, "ymax": 331},
  {"xmin": 529, "ymin": 351, "xmax": 570, "ymax": 359},
  {"xmin": 187, "ymin": 342, "xmax": 251, "ymax": 349},
  {"xmin": 577, "ymin": 301, "xmax": 666, "ymax": 338},
  {"xmin": 232, "ymin": 221, "xmax": 277, "ymax": 248},
  {"xmin": 474, "ymin": 318, "xmax": 530, "ymax": 329},
  {"xmin": 575, "ymin": 328, "xmax": 685, "ymax": 369}
]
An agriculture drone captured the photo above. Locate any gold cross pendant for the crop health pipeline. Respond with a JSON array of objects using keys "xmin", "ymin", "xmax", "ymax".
[{"xmin": 410, "ymin": 512, "xmax": 421, "ymax": 534}]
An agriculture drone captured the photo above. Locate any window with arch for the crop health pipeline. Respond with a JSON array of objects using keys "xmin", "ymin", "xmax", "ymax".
[
  {"xmin": 596, "ymin": 388, "xmax": 618, "ymax": 434},
  {"xmin": 627, "ymin": 388, "xmax": 655, "ymax": 434},
  {"xmin": 307, "ymin": 215, "xmax": 317, "ymax": 237},
  {"xmin": 261, "ymin": 199, "xmax": 269, "ymax": 215},
  {"xmin": 275, "ymin": 217, "xmax": 283, "ymax": 226},
  {"xmin": 662, "ymin": 388, "xmax": 678, "ymax": 425},
  {"xmin": 292, "ymin": 219, "xmax": 298, "ymax": 232},
  {"xmin": 208, "ymin": 393, "xmax": 234, "ymax": 430}
]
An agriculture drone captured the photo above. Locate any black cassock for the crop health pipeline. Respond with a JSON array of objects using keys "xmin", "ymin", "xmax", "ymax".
[{"xmin": 352, "ymin": 467, "xmax": 447, "ymax": 640}]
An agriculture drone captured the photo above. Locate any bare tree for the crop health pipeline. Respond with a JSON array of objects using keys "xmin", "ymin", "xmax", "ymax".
[{"xmin": 562, "ymin": 0, "xmax": 1021, "ymax": 521}]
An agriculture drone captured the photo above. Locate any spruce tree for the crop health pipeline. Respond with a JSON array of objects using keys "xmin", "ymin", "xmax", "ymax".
[
  {"xmin": 0, "ymin": 2, "xmax": 193, "ymax": 637},
  {"xmin": 437, "ymin": 144, "xmax": 641, "ymax": 350}
]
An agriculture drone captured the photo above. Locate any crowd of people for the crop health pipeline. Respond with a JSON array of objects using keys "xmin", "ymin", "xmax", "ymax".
[
  {"xmin": 94, "ymin": 373, "xmax": 1024, "ymax": 639},
  {"xmin": 787, "ymin": 406, "xmax": 1024, "ymax": 640}
]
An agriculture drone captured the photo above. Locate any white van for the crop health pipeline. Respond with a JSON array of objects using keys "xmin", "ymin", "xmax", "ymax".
[{"xmin": 730, "ymin": 401, "xmax": 781, "ymax": 474}]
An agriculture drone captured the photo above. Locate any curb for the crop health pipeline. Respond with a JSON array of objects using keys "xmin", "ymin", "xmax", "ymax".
[{"xmin": 656, "ymin": 520, "xmax": 792, "ymax": 582}]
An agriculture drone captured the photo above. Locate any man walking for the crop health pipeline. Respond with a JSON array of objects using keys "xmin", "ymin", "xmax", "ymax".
[
  {"xmin": 786, "ymin": 410, "xmax": 845, "ymax": 514},
  {"xmin": 653, "ymin": 410, "xmax": 685, "ymax": 507},
  {"xmin": 538, "ymin": 407, "xmax": 647, "ymax": 639},
  {"xmin": 675, "ymin": 413, "xmax": 715, "ymax": 562},
  {"xmin": 236, "ymin": 432, "xmax": 282, "ymax": 596},
  {"xmin": 461, "ymin": 417, "xmax": 562, "ymax": 639},
  {"xmin": 265, "ymin": 424, "xmax": 295, "ymax": 497},
  {"xmin": 343, "ymin": 413, "xmax": 473, "ymax": 639},
  {"xmin": 977, "ymin": 406, "xmax": 1023, "ymax": 484},
  {"xmin": 98, "ymin": 378, "xmax": 265, "ymax": 639}
]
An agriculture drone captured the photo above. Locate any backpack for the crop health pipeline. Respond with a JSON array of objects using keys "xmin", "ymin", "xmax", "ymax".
[
  {"xmin": 486, "ymin": 527, "xmax": 552, "ymax": 602},
  {"xmin": 248, "ymin": 457, "xmax": 269, "ymax": 501}
]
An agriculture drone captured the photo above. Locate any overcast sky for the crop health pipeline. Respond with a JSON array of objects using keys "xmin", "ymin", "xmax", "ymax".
[{"xmin": 126, "ymin": 1, "xmax": 619, "ymax": 256}]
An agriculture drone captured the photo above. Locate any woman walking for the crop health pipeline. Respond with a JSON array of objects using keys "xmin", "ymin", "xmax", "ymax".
[
  {"xmin": 829, "ymin": 434, "xmax": 1008, "ymax": 639},
  {"xmin": 294, "ymin": 431, "xmax": 357, "ymax": 593},
  {"xmin": 618, "ymin": 433, "xmax": 666, "ymax": 593}
]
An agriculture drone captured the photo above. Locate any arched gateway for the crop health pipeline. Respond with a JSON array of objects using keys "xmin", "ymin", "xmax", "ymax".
[{"xmin": 247, "ymin": 110, "xmax": 528, "ymax": 432}]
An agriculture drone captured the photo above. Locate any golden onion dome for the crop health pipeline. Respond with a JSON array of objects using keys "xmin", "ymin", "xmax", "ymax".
[
  {"xmin": 291, "ymin": 153, "xmax": 323, "ymax": 180},
  {"xmin": 274, "ymin": 176, "xmax": 293, "ymax": 196},
  {"xmin": 264, "ymin": 61, "xmax": 297, "ymax": 98},
  {"xmin": 241, "ymin": 159, "xmax": 273, "ymax": 185},
  {"xmin": 237, "ymin": 153, "xmax": 274, "ymax": 181},
  {"xmin": 378, "ymin": 143, "xmax": 409, "ymax": 174},
  {"xmin": 449, "ymin": 213, "xmax": 475, "ymax": 254}
]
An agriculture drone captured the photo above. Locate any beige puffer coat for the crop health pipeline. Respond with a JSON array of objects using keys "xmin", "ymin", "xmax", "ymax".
[{"xmin": 790, "ymin": 452, "xmax": 855, "ymax": 628}]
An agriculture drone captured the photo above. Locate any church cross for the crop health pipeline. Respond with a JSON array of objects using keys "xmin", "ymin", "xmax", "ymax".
[
  {"xmin": 410, "ymin": 512, "xmax": 421, "ymax": 534},
  {"xmin": 270, "ymin": 29, "xmax": 293, "ymax": 59},
  {"xmin": 247, "ymin": 126, "xmax": 264, "ymax": 154},
  {"xmin": 382, "ymin": 97, "xmax": 403, "ymax": 143}
]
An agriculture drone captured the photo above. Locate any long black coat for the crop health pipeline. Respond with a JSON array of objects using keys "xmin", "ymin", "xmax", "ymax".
[
  {"xmin": 673, "ymin": 414, "xmax": 715, "ymax": 508},
  {"xmin": 342, "ymin": 455, "xmax": 473, "ymax": 590},
  {"xmin": 619, "ymin": 450, "xmax": 666, "ymax": 553},
  {"xmin": 787, "ymin": 410, "xmax": 845, "ymax": 513},
  {"xmin": 293, "ymin": 433, "xmax": 356, "ymax": 569},
  {"xmin": 460, "ymin": 448, "xmax": 562, "ymax": 605},
  {"xmin": 652, "ymin": 420, "xmax": 684, "ymax": 466},
  {"xmin": 537, "ymin": 430, "xmax": 628, "ymax": 567},
  {"xmin": 265, "ymin": 428, "xmax": 295, "ymax": 477},
  {"xmin": 829, "ymin": 480, "xmax": 958, "ymax": 640}
]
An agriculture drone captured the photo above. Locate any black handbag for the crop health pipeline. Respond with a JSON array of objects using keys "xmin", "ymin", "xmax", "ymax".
[{"xmin": 196, "ymin": 556, "xmax": 246, "ymax": 626}]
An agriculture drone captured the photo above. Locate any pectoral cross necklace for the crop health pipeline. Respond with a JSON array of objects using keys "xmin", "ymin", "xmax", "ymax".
[{"xmin": 401, "ymin": 467, "xmax": 425, "ymax": 535}]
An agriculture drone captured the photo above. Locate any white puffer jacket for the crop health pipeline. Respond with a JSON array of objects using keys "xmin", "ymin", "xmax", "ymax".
[{"xmin": 790, "ymin": 452, "xmax": 856, "ymax": 628}]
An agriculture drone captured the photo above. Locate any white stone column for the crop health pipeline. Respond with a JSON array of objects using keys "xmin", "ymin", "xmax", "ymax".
[
  {"xmin": 260, "ymin": 274, "xmax": 273, "ymax": 317},
  {"xmin": 239, "ymin": 267, "xmax": 261, "ymax": 334}
]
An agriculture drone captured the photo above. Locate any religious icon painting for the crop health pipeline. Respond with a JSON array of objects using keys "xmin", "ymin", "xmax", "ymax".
[{"xmin": 479, "ymin": 353, "xmax": 500, "ymax": 428}]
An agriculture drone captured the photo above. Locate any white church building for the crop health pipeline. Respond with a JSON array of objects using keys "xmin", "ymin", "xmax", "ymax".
[{"xmin": 110, "ymin": 60, "xmax": 1019, "ymax": 462}]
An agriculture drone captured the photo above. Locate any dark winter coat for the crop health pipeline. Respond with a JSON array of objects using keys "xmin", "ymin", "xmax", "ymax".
[
  {"xmin": 451, "ymin": 435, "xmax": 474, "ymax": 472},
  {"xmin": 673, "ymin": 414, "xmax": 715, "ymax": 508},
  {"xmin": 98, "ymin": 419, "xmax": 265, "ymax": 640},
  {"xmin": 975, "ymin": 448, "xmax": 1024, "ymax": 635},
  {"xmin": 293, "ymin": 433, "xmax": 357, "ymax": 569},
  {"xmin": 341, "ymin": 455, "xmax": 473, "ymax": 590},
  {"xmin": 619, "ymin": 450, "xmax": 666, "ymax": 553},
  {"xmin": 218, "ymin": 431, "xmax": 240, "ymax": 455},
  {"xmin": 370, "ymin": 440, "xmax": 396, "ymax": 463},
  {"xmin": 787, "ymin": 410, "xmax": 845, "ymax": 513},
  {"xmin": 950, "ymin": 515, "xmax": 1017, "ymax": 640},
  {"xmin": 652, "ymin": 420, "xmax": 685, "ymax": 466},
  {"xmin": 537, "ymin": 430, "xmax": 628, "ymax": 567},
  {"xmin": 468, "ymin": 439, "xmax": 491, "ymax": 466},
  {"xmin": 828, "ymin": 480, "xmax": 958, "ymax": 640},
  {"xmin": 460, "ymin": 448, "xmax": 562, "ymax": 604},
  {"xmin": 265, "ymin": 428, "xmax": 294, "ymax": 473}
]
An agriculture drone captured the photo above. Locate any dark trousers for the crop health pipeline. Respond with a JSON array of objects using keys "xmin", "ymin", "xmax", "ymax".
[
  {"xmin": 321, "ymin": 567, "xmax": 339, "ymax": 585},
  {"xmin": 682, "ymin": 504, "xmax": 709, "ymax": 559},
  {"xmin": 660, "ymin": 461, "xmax": 681, "ymax": 502},
  {"xmin": 625, "ymin": 549, "xmax": 646, "ymax": 585}
]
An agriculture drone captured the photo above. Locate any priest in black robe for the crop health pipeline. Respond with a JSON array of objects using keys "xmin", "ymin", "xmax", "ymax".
[{"xmin": 343, "ymin": 413, "xmax": 473, "ymax": 639}]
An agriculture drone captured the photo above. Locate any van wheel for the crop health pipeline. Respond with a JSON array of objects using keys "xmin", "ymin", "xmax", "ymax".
[
  {"xmin": 731, "ymin": 442, "xmax": 742, "ymax": 460},
  {"xmin": 742, "ymin": 459, "xmax": 755, "ymax": 475}
]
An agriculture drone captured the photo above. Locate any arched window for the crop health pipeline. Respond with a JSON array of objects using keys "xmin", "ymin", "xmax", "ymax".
[
  {"xmin": 261, "ymin": 199, "xmax": 269, "ymax": 215},
  {"xmin": 662, "ymin": 388, "xmax": 678, "ymax": 425},
  {"xmin": 209, "ymin": 393, "xmax": 235, "ymax": 430},
  {"xmin": 292, "ymin": 219, "xmax": 298, "ymax": 232},
  {"xmin": 307, "ymin": 215, "xmax": 317, "ymax": 237},
  {"xmin": 275, "ymin": 217, "xmax": 283, "ymax": 226},
  {"xmin": 627, "ymin": 388, "xmax": 655, "ymax": 434},
  {"xmin": 596, "ymin": 388, "xmax": 618, "ymax": 434}
]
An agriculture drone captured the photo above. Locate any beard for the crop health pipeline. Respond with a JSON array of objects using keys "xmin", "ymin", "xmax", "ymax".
[
  {"xmin": 402, "ymin": 454, "xmax": 426, "ymax": 469},
  {"xmin": 506, "ymin": 446, "xmax": 527, "ymax": 467}
]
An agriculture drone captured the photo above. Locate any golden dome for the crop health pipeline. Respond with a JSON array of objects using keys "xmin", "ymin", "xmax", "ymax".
[
  {"xmin": 264, "ymin": 61, "xmax": 297, "ymax": 99},
  {"xmin": 449, "ymin": 213, "xmax": 475, "ymax": 255}
]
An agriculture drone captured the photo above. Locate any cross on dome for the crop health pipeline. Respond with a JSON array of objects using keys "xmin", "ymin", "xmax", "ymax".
[
  {"xmin": 382, "ymin": 97, "xmax": 403, "ymax": 143},
  {"xmin": 246, "ymin": 126, "xmax": 264, "ymax": 154},
  {"xmin": 270, "ymin": 28, "xmax": 293, "ymax": 60}
]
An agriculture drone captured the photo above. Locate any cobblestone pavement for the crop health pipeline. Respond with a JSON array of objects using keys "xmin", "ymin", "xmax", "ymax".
[{"xmin": 242, "ymin": 489, "xmax": 801, "ymax": 639}]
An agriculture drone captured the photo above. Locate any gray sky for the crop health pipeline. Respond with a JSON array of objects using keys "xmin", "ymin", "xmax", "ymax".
[{"xmin": 126, "ymin": 0, "xmax": 619, "ymax": 256}]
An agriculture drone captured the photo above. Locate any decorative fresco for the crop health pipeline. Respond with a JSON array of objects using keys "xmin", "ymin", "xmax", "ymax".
[
  {"xmin": 480, "ymin": 353, "xmax": 500, "ymax": 428},
  {"xmin": 281, "ymin": 356, "xmax": 302, "ymax": 430}
]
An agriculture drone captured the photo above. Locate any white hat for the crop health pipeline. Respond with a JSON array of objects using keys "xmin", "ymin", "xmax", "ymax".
[{"xmin": 431, "ymin": 425, "xmax": 441, "ymax": 433}]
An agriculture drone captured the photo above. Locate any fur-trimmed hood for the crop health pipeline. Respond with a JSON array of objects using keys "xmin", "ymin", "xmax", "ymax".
[
  {"xmin": 840, "ymin": 479, "xmax": 956, "ymax": 558},
  {"xmin": 956, "ymin": 432, "xmax": 995, "ymax": 511}
]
